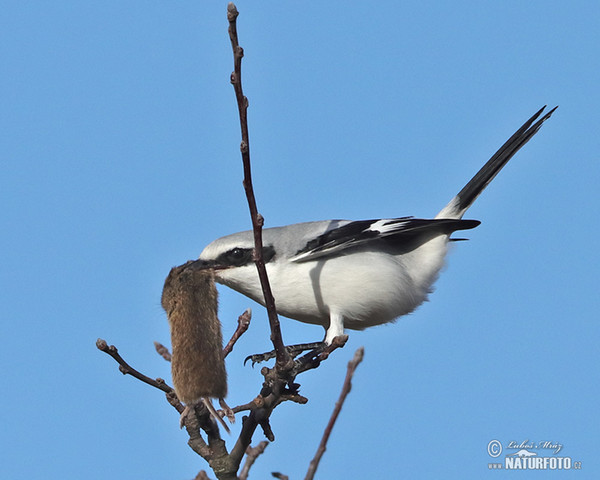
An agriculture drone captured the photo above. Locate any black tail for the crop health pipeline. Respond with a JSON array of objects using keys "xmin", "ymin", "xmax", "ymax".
[{"xmin": 437, "ymin": 106, "xmax": 557, "ymax": 219}]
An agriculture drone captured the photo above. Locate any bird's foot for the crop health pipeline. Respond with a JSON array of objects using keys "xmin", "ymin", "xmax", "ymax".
[{"xmin": 244, "ymin": 341, "xmax": 325, "ymax": 366}]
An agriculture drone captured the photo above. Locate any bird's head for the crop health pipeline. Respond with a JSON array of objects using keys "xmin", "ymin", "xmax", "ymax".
[{"xmin": 185, "ymin": 231, "xmax": 276, "ymax": 302}]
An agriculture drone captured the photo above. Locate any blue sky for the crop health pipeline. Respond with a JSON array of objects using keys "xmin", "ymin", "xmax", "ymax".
[{"xmin": 2, "ymin": 2, "xmax": 598, "ymax": 479}]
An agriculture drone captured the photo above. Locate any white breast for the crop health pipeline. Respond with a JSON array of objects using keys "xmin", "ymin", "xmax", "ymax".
[{"xmin": 215, "ymin": 234, "xmax": 450, "ymax": 331}]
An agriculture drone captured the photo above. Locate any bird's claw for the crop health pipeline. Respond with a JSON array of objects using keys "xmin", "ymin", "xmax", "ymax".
[
  {"xmin": 244, "ymin": 341, "xmax": 326, "ymax": 366},
  {"xmin": 244, "ymin": 350, "xmax": 276, "ymax": 366}
]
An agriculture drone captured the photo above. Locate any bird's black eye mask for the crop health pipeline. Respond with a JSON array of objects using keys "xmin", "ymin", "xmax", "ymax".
[{"xmin": 216, "ymin": 245, "xmax": 275, "ymax": 267}]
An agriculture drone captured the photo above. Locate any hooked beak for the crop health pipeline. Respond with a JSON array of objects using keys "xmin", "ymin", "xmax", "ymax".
[{"xmin": 183, "ymin": 259, "xmax": 229, "ymax": 271}]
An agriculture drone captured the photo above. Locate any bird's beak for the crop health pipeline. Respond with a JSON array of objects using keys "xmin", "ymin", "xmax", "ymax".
[
  {"xmin": 184, "ymin": 259, "xmax": 218, "ymax": 271},
  {"xmin": 184, "ymin": 259, "xmax": 233, "ymax": 272}
]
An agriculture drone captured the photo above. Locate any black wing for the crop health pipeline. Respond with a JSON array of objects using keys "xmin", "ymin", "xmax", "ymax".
[{"xmin": 291, "ymin": 217, "xmax": 480, "ymax": 262}]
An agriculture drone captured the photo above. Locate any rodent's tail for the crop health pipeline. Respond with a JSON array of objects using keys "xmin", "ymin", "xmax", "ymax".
[
  {"xmin": 202, "ymin": 397, "xmax": 231, "ymax": 434},
  {"xmin": 436, "ymin": 106, "xmax": 557, "ymax": 220}
]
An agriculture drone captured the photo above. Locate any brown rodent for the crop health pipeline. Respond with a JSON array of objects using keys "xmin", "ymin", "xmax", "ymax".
[{"xmin": 162, "ymin": 262, "xmax": 228, "ymax": 425}]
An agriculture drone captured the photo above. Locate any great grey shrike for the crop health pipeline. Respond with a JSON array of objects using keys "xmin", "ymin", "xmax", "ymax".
[{"xmin": 190, "ymin": 106, "xmax": 556, "ymax": 344}]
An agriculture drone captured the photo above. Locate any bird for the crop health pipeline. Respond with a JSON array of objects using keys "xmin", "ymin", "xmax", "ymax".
[{"xmin": 189, "ymin": 106, "xmax": 556, "ymax": 345}]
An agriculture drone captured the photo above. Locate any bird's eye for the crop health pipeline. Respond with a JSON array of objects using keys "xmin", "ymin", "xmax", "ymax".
[
  {"xmin": 216, "ymin": 246, "xmax": 274, "ymax": 268},
  {"xmin": 218, "ymin": 247, "xmax": 252, "ymax": 267}
]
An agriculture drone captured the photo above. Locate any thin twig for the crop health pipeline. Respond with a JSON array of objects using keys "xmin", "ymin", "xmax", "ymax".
[
  {"xmin": 223, "ymin": 308, "xmax": 252, "ymax": 358},
  {"xmin": 227, "ymin": 2, "xmax": 291, "ymax": 371},
  {"xmin": 239, "ymin": 441, "xmax": 269, "ymax": 480},
  {"xmin": 96, "ymin": 338, "xmax": 173, "ymax": 394},
  {"xmin": 154, "ymin": 341, "xmax": 172, "ymax": 361},
  {"xmin": 271, "ymin": 473, "xmax": 289, "ymax": 480},
  {"xmin": 231, "ymin": 400, "xmax": 258, "ymax": 414},
  {"xmin": 304, "ymin": 347, "xmax": 365, "ymax": 480},
  {"xmin": 154, "ymin": 308, "xmax": 250, "ymax": 362}
]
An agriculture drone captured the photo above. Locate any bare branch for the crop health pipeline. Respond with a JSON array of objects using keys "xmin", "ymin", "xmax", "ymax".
[
  {"xmin": 99, "ymin": 7, "xmax": 357, "ymax": 480},
  {"xmin": 223, "ymin": 308, "xmax": 252, "ymax": 358},
  {"xmin": 227, "ymin": 2, "xmax": 292, "ymax": 371},
  {"xmin": 97, "ymin": 339, "xmax": 232, "ymax": 473},
  {"xmin": 96, "ymin": 338, "xmax": 173, "ymax": 394},
  {"xmin": 167, "ymin": 393, "xmax": 212, "ymax": 458},
  {"xmin": 231, "ymin": 400, "xmax": 257, "ymax": 415},
  {"xmin": 271, "ymin": 473, "xmax": 289, "ymax": 480},
  {"xmin": 304, "ymin": 347, "xmax": 365, "ymax": 480},
  {"xmin": 229, "ymin": 410, "xmax": 262, "ymax": 467},
  {"xmin": 239, "ymin": 441, "xmax": 269, "ymax": 480}
]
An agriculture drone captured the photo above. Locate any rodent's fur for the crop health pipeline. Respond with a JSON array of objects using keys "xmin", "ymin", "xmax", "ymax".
[{"xmin": 162, "ymin": 262, "xmax": 227, "ymax": 404}]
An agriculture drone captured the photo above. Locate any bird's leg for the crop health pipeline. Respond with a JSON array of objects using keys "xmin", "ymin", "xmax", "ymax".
[
  {"xmin": 245, "ymin": 314, "xmax": 347, "ymax": 365},
  {"xmin": 324, "ymin": 313, "xmax": 344, "ymax": 345},
  {"xmin": 244, "ymin": 341, "xmax": 325, "ymax": 366}
]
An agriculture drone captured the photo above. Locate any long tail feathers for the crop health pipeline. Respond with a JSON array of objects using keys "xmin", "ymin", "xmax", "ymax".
[{"xmin": 436, "ymin": 105, "xmax": 557, "ymax": 219}]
